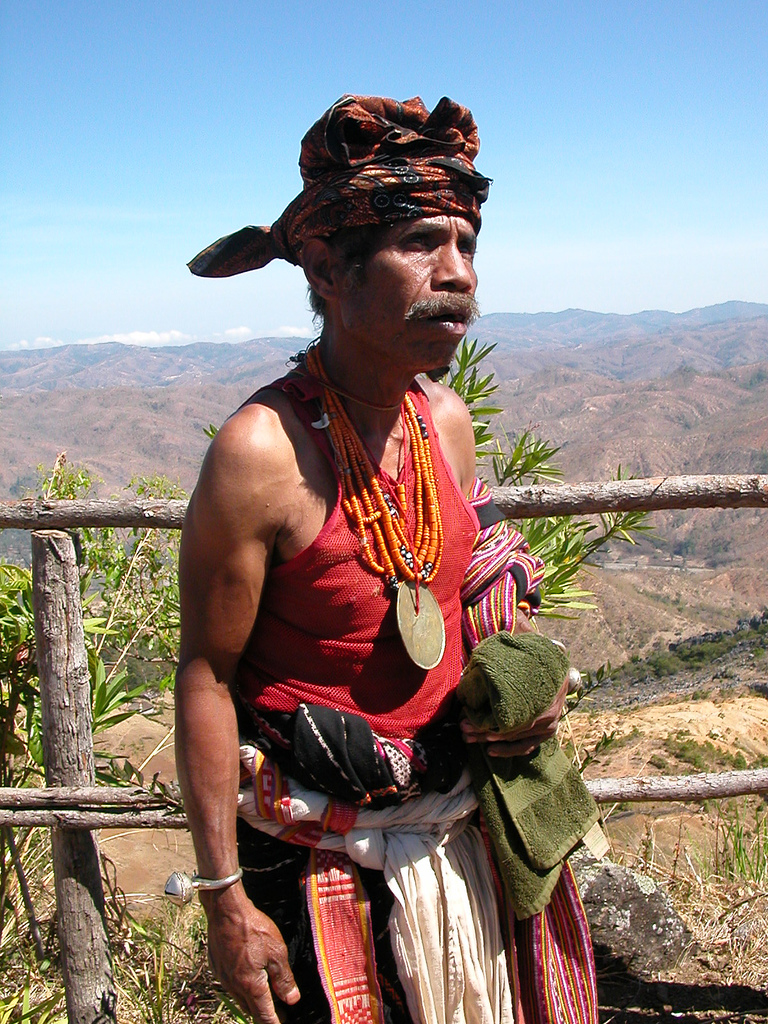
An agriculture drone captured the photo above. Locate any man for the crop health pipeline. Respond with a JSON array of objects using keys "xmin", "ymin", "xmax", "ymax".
[{"xmin": 177, "ymin": 96, "xmax": 595, "ymax": 1024}]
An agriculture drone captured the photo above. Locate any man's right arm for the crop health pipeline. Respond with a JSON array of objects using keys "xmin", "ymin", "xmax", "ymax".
[{"xmin": 175, "ymin": 404, "xmax": 300, "ymax": 1022}]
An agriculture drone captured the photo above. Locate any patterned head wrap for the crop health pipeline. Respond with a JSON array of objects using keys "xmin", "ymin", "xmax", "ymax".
[{"xmin": 188, "ymin": 94, "xmax": 491, "ymax": 278}]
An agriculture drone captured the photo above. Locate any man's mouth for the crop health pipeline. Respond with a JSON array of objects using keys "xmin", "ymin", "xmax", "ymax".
[
  {"xmin": 429, "ymin": 312, "xmax": 465, "ymax": 324},
  {"xmin": 405, "ymin": 295, "xmax": 480, "ymax": 326}
]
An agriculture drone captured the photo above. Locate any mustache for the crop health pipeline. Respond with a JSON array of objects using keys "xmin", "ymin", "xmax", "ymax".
[{"xmin": 405, "ymin": 294, "xmax": 480, "ymax": 325}]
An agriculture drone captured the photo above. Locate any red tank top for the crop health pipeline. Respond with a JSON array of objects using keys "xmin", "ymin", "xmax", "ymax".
[{"xmin": 236, "ymin": 374, "xmax": 479, "ymax": 739}]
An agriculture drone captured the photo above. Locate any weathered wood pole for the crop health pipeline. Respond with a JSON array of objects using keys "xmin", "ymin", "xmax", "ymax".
[{"xmin": 31, "ymin": 531, "xmax": 117, "ymax": 1024}]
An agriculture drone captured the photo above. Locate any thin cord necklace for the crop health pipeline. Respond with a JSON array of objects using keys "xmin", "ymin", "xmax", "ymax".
[{"xmin": 296, "ymin": 363, "xmax": 403, "ymax": 413}]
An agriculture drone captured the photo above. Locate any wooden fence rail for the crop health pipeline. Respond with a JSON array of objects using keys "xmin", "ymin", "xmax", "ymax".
[
  {"xmin": 4, "ymin": 765, "xmax": 768, "ymax": 829},
  {"xmin": 2, "ymin": 473, "xmax": 768, "ymax": 530},
  {"xmin": 491, "ymin": 473, "xmax": 768, "ymax": 518}
]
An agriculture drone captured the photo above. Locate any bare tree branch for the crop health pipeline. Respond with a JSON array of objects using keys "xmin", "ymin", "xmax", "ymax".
[
  {"xmin": 491, "ymin": 474, "xmax": 768, "ymax": 518},
  {"xmin": 3, "ymin": 768, "xmax": 768, "ymax": 829},
  {"xmin": 0, "ymin": 809, "xmax": 188, "ymax": 829},
  {"xmin": 585, "ymin": 767, "xmax": 768, "ymax": 803},
  {"xmin": 0, "ymin": 786, "xmax": 175, "ymax": 809},
  {"xmin": 0, "ymin": 497, "xmax": 188, "ymax": 530},
  {"xmin": 2, "ymin": 476, "xmax": 768, "ymax": 530}
]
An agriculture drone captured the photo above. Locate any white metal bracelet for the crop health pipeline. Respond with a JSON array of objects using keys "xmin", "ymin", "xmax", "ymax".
[
  {"xmin": 164, "ymin": 867, "xmax": 243, "ymax": 906},
  {"xmin": 192, "ymin": 868, "xmax": 243, "ymax": 891}
]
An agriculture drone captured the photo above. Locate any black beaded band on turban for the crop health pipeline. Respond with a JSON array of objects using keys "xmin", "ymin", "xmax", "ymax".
[{"xmin": 188, "ymin": 94, "xmax": 491, "ymax": 278}]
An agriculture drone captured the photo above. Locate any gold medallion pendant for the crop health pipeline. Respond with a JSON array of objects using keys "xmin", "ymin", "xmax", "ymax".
[{"xmin": 396, "ymin": 580, "xmax": 446, "ymax": 670}]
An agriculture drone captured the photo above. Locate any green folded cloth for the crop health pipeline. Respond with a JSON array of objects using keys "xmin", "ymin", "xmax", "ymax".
[{"xmin": 457, "ymin": 632, "xmax": 599, "ymax": 919}]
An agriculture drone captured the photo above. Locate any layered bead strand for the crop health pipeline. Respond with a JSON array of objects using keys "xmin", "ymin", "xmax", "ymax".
[{"xmin": 305, "ymin": 346, "xmax": 443, "ymax": 590}]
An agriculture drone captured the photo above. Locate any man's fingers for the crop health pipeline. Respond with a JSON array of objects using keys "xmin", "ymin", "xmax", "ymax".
[
  {"xmin": 245, "ymin": 940, "xmax": 300, "ymax": 1021},
  {"xmin": 209, "ymin": 960, "xmax": 281, "ymax": 1024},
  {"xmin": 224, "ymin": 970, "xmax": 292, "ymax": 1024},
  {"xmin": 266, "ymin": 952, "xmax": 301, "ymax": 1006},
  {"xmin": 245, "ymin": 970, "xmax": 282, "ymax": 1024},
  {"xmin": 461, "ymin": 673, "xmax": 571, "ymax": 752},
  {"xmin": 206, "ymin": 915, "xmax": 300, "ymax": 1023},
  {"xmin": 485, "ymin": 738, "xmax": 541, "ymax": 757},
  {"xmin": 554, "ymin": 675, "xmax": 570, "ymax": 713},
  {"xmin": 484, "ymin": 724, "xmax": 558, "ymax": 757},
  {"xmin": 461, "ymin": 718, "xmax": 558, "ymax": 743}
]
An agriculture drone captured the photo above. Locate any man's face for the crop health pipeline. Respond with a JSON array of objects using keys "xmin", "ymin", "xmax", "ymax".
[{"xmin": 334, "ymin": 215, "xmax": 479, "ymax": 375}]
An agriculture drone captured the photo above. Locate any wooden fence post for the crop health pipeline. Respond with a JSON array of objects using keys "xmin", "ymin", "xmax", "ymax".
[{"xmin": 31, "ymin": 531, "xmax": 117, "ymax": 1024}]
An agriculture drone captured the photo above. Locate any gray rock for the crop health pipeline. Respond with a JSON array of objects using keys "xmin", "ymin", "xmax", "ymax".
[
  {"xmin": 731, "ymin": 916, "xmax": 759, "ymax": 945},
  {"xmin": 570, "ymin": 848, "xmax": 692, "ymax": 977}
]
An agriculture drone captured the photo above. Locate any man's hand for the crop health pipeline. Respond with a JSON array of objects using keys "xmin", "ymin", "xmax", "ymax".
[
  {"xmin": 202, "ymin": 884, "xmax": 300, "ymax": 1023},
  {"xmin": 460, "ymin": 607, "xmax": 570, "ymax": 756},
  {"xmin": 460, "ymin": 675, "xmax": 569, "ymax": 757}
]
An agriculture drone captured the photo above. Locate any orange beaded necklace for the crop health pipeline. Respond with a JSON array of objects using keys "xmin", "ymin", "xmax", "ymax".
[{"xmin": 305, "ymin": 345, "xmax": 444, "ymax": 592}]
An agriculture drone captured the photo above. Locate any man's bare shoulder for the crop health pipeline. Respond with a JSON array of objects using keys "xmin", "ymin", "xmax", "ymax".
[
  {"xmin": 419, "ymin": 378, "xmax": 476, "ymax": 493},
  {"xmin": 420, "ymin": 378, "xmax": 472, "ymax": 425},
  {"xmin": 189, "ymin": 391, "xmax": 302, "ymax": 541},
  {"xmin": 214, "ymin": 391, "xmax": 299, "ymax": 468}
]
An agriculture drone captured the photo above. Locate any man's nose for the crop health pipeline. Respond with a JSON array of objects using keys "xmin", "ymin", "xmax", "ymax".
[{"xmin": 433, "ymin": 241, "xmax": 476, "ymax": 293}]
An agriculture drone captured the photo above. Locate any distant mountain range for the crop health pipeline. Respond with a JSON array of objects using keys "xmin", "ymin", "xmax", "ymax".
[
  {"xmin": 0, "ymin": 336, "xmax": 301, "ymax": 393},
  {"xmin": 477, "ymin": 301, "xmax": 768, "ymax": 344},
  {"xmin": 5, "ymin": 302, "xmax": 768, "ymax": 659},
  {"xmin": 474, "ymin": 302, "xmax": 768, "ymax": 382},
  {"xmin": 3, "ymin": 302, "xmax": 768, "ymax": 393}
]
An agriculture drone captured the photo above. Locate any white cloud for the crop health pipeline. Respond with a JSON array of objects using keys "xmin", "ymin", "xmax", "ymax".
[
  {"xmin": 75, "ymin": 329, "xmax": 194, "ymax": 347},
  {"xmin": 5, "ymin": 324, "xmax": 286, "ymax": 352},
  {"xmin": 9, "ymin": 335, "xmax": 63, "ymax": 350},
  {"xmin": 275, "ymin": 325, "xmax": 313, "ymax": 338},
  {"xmin": 70, "ymin": 326, "xmax": 258, "ymax": 347}
]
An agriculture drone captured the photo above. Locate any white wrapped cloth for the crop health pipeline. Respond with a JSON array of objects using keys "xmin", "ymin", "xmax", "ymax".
[{"xmin": 238, "ymin": 745, "xmax": 514, "ymax": 1024}]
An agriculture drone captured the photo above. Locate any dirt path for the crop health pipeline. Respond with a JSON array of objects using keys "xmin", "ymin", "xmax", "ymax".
[
  {"xmin": 97, "ymin": 702, "xmax": 194, "ymax": 912},
  {"xmin": 570, "ymin": 694, "xmax": 768, "ymax": 775}
]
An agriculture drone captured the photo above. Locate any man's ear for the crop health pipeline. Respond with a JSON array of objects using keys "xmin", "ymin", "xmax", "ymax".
[{"xmin": 301, "ymin": 238, "xmax": 339, "ymax": 302}]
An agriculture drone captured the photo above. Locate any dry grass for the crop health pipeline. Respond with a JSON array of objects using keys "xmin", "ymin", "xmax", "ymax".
[
  {"xmin": 0, "ymin": 831, "xmax": 64, "ymax": 1021},
  {"xmin": 600, "ymin": 796, "xmax": 768, "ymax": 993},
  {"xmin": 113, "ymin": 904, "xmax": 231, "ymax": 1024},
  {"xmin": 0, "ymin": 841, "xmax": 244, "ymax": 1024},
  {"xmin": 674, "ymin": 876, "xmax": 768, "ymax": 989}
]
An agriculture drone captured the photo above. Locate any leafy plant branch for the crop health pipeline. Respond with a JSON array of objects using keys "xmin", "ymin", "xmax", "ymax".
[{"xmin": 447, "ymin": 338, "xmax": 651, "ymax": 613}]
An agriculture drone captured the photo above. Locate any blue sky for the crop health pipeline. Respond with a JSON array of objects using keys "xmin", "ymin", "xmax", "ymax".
[{"xmin": 2, "ymin": 1, "xmax": 767, "ymax": 350}]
